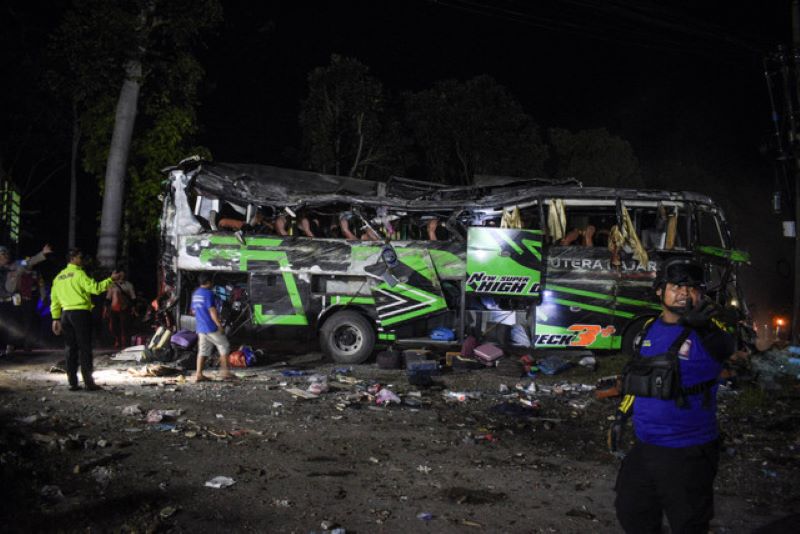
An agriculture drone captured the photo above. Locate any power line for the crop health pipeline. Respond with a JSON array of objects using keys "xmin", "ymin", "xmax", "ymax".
[{"xmin": 427, "ymin": 0, "xmax": 768, "ymax": 60}]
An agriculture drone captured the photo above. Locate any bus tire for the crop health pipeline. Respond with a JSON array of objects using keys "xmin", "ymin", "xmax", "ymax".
[
  {"xmin": 320, "ymin": 310, "xmax": 376, "ymax": 364},
  {"xmin": 621, "ymin": 317, "xmax": 651, "ymax": 356}
]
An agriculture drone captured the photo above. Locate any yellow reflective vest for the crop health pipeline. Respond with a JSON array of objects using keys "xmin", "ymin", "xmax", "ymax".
[{"xmin": 50, "ymin": 263, "xmax": 113, "ymax": 319}]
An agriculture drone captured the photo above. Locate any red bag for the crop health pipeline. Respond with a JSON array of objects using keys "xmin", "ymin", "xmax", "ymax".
[{"xmin": 228, "ymin": 350, "xmax": 247, "ymax": 368}]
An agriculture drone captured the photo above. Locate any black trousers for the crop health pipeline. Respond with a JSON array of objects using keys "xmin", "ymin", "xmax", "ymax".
[
  {"xmin": 615, "ymin": 439, "xmax": 720, "ymax": 534},
  {"xmin": 61, "ymin": 310, "xmax": 95, "ymax": 387}
]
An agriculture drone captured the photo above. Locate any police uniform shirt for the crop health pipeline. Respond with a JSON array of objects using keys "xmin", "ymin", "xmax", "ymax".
[{"xmin": 632, "ymin": 318, "xmax": 722, "ymax": 448}]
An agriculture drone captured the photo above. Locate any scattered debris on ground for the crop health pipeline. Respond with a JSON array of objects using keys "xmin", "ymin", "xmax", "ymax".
[{"xmin": 0, "ymin": 347, "xmax": 797, "ymax": 532}]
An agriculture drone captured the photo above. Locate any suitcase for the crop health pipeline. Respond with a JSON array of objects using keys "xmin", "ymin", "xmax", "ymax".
[
  {"xmin": 406, "ymin": 359, "xmax": 440, "ymax": 374},
  {"xmin": 474, "ymin": 343, "xmax": 504, "ymax": 366}
]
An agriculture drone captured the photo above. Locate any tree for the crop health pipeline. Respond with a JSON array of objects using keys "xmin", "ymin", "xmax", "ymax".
[
  {"xmin": 49, "ymin": 1, "xmax": 142, "ymax": 251},
  {"xmin": 300, "ymin": 54, "xmax": 397, "ymax": 178},
  {"xmin": 547, "ymin": 127, "xmax": 642, "ymax": 188},
  {"xmin": 51, "ymin": 0, "xmax": 221, "ymax": 267},
  {"xmin": 405, "ymin": 75, "xmax": 547, "ymax": 185}
]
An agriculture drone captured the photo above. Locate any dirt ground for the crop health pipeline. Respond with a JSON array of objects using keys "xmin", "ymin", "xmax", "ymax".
[{"xmin": 1, "ymin": 348, "xmax": 798, "ymax": 533}]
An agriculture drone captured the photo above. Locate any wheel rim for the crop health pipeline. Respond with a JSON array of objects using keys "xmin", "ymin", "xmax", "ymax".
[{"xmin": 333, "ymin": 324, "xmax": 363, "ymax": 354}]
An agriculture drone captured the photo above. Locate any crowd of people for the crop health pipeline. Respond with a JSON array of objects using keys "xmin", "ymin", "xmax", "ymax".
[
  {"xmin": 205, "ymin": 202, "xmax": 450, "ymax": 243},
  {"xmin": 0, "ymin": 244, "xmax": 140, "ymax": 358}
]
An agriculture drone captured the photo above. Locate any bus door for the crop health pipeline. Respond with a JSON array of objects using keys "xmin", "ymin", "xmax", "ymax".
[
  {"xmin": 539, "ymin": 201, "xmax": 620, "ymax": 350},
  {"xmin": 465, "ymin": 227, "xmax": 543, "ymax": 346}
]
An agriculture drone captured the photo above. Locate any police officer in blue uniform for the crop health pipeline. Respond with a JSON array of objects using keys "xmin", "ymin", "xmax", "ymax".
[{"xmin": 614, "ymin": 258, "xmax": 735, "ymax": 533}]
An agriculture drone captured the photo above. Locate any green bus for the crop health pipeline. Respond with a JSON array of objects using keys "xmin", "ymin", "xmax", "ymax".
[{"xmin": 159, "ymin": 159, "xmax": 750, "ymax": 363}]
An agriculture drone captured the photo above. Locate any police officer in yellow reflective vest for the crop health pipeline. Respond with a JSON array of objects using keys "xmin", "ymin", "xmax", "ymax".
[
  {"xmin": 612, "ymin": 257, "xmax": 735, "ymax": 533},
  {"xmin": 51, "ymin": 248, "xmax": 121, "ymax": 391}
]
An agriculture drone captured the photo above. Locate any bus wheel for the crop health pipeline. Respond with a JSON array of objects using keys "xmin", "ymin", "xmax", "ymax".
[
  {"xmin": 320, "ymin": 311, "xmax": 376, "ymax": 364},
  {"xmin": 621, "ymin": 317, "xmax": 650, "ymax": 356}
]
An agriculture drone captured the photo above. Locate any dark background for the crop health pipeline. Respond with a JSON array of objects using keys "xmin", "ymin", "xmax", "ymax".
[{"xmin": 3, "ymin": 0, "xmax": 795, "ymax": 327}]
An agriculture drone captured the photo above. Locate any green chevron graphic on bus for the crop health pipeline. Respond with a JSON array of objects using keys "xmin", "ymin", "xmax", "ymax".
[
  {"xmin": 466, "ymin": 227, "xmax": 542, "ymax": 297},
  {"xmin": 374, "ymin": 282, "xmax": 447, "ymax": 326},
  {"xmin": 198, "ymin": 236, "xmax": 308, "ymax": 326},
  {"xmin": 695, "ymin": 245, "xmax": 750, "ymax": 263},
  {"xmin": 546, "ymin": 284, "xmax": 661, "ymax": 313}
]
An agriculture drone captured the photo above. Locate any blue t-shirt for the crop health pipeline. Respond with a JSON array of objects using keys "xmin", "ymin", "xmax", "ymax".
[
  {"xmin": 191, "ymin": 287, "xmax": 218, "ymax": 334},
  {"xmin": 632, "ymin": 318, "xmax": 722, "ymax": 448}
]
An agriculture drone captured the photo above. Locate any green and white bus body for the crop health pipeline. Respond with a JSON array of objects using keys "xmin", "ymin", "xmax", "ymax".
[{"xmin": 160, "ymin": 160, "xmax": 750, "ymax": 363}]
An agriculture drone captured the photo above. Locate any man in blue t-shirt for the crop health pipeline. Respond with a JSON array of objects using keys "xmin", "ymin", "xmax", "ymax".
[
  {"xmin": 191, "ymin": 273, "xmax": 233, "ymax": 382},
  {"xmin": 615, "ymin": 258, "xmax": 736, "ymax": 533}
]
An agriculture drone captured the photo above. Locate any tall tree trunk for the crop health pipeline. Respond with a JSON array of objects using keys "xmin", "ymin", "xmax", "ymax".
[
  {"xmin": 97, "ymin": 59, "xmax": 141, "ymax": 269},
  {"xmin": 68, "ymin": 101, "xmax": 81, "ymax": 249}
]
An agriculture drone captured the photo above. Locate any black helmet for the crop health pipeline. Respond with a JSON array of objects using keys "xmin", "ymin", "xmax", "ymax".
[{"xmin": 655, "ymin": 257, "xmax": 706, "ymax": 290}]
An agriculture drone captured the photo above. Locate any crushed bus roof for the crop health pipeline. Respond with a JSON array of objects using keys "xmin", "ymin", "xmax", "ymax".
[{"xmin": 171, "ymin": 159, "xmax": 720, "ymax": 211}]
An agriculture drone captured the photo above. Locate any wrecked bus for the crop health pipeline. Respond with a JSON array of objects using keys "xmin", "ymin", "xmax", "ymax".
[{"xmin": 159, "ymin": 158, "xmax": 751, "ymax": 363}]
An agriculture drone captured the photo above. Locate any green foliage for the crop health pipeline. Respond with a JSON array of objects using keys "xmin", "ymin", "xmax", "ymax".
[
  {"xmin": 405, "ymin": 75, "xmax": 547, "ymax": 185},
  {"xmin": 46, "ymin": 0, "xmax": 136, "ymax": 106},
  {"xmin": 128, "ymin": 106, "xmax": 196, "ymax": 241},
  {"xmin": 80, "ymin": 96, "xmax": 117, "ymax": 183},
  {"xmin": 548, "ymin": 127, "xmax": 642, "ymax": 187},
  {"xmin": 48, "ymin": 0, "xmax": 222, "ymax": 244}
]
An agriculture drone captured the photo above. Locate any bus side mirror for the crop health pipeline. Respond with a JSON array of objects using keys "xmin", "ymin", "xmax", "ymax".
[{"xmin": 381, "ymin": 244, "xmax": 399, "ymax": 269}]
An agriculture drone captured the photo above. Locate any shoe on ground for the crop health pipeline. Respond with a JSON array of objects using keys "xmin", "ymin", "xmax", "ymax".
[
  {"xmin": 85, "ymin": 383, "xmax": 103, "ymax": 391},
  {"xmin": 68, "ymin": 385, "xmax": 82, "ymax": 391}
]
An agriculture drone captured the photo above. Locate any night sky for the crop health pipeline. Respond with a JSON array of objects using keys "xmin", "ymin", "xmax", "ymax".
[
  {"xmin": 3, "ymin": 0, "xmax": 795, "ymax": 322},
  {"xmin": 199, "ymin": 0, "xmax": 787, "ymax": 167}
]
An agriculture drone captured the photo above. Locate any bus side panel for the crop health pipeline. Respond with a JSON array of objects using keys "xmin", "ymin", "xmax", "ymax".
[
  {"xmin": 540, "ymin": 247, "xmax": 621, "ymax": 350},
  {"xmin": 364, "ymin": 245, "xmax": 448, "ymax": 329},
  {"xmin": 248, "ymin": 269, "xmax": 311, "ymax": 326},
  {"xmin": 612, "ymin": 255, "xmax": 660, "ymax": 339}
]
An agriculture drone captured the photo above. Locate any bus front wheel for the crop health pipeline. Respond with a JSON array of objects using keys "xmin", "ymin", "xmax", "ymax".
[{"xmin": 320, "ymin": 311, "xmax": 376, "ymax": 364}]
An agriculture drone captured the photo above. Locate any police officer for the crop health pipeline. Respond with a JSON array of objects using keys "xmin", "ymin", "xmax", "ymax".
[
  {"xmin": 50, "ymin": 248, "xmax": 121, "ymax": 391},
  {"xmin": 614, "ymin": 257, "xmax": 735, "ymax": 533}
]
